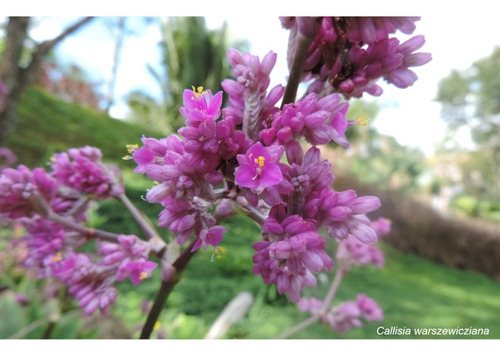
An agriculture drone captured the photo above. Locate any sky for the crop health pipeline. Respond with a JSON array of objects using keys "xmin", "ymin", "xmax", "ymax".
[{"xmin": 4, "ymin": 1, "xmax": 500, "ymax": 156}]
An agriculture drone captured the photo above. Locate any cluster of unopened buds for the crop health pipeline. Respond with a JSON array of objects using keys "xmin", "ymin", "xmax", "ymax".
[{"xmin": 0, "ymin": 16, "xmax": 429, "ymax": 337}]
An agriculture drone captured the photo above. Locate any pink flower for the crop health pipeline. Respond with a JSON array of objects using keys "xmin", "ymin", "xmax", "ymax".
[
  {"xmin": 235, "ymin": 142, "xmax": 283, "ymax": 192},
  {"xmin": 356, "ymin": 294, "xmax": 383, "ymax": 322},
  {"xmin": 124, "ymin": 260, "xmax": 158, "ymax": 286},
  {"xmin": 179, "ymin": 86, "xmax": 223, "ymax": 124},
  {"xmin": 192, "ymin": 225, "xmax": 228, "ymax": 252}
]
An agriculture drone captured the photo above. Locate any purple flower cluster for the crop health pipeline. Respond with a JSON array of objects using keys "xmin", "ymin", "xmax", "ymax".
[
  {"xmin": 51, "ymin": 146, "xmax": 124, "ymax": 199},
  {"xmin": 131, "ymin": 43, "xmax": 386, "ymax": 304},
  {"xmin": 281, "ymin": 17, "xmax": 432, "ymax": 98},
  {"xmin": 131, "ymin": 87, "xmax": 249, "ymax": 250},
  {"xmin": 0, "ymin": 146, "xmax": 157, "ymax": 315},
  {"xmin": 299, "ymin": 294, "xmax": 383, "ymax": 333},
  {"xmin": 335, "ymin": 217, "xmax": 391, "ymax": 273},
  {"xmin": 2, "ymin": 16, "xmax": 431, "ymax": 337}
]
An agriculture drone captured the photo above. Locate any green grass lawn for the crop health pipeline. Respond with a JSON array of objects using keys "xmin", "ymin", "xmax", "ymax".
[
  {"xmin": 109, "ymin": 210, "xmax": 500, "ymax": 339},
  {"xmin": 2, "ymin": 88, "xmax": 500, "ymax": 339}
]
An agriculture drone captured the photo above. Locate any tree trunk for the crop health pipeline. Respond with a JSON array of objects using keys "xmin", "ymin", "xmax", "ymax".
[
  {"xmin": 0, "ymin": 17, "xmax": 29, "ymax": 146},
  {"xmin": 0, "ymin": 16, "xmax": 94, "ymax": 146}
]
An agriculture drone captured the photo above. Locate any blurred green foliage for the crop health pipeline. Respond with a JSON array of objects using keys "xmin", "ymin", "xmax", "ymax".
[
  {"xmin": 436, "ymin": 47, "xmax": 500, "ymax": 205},
  {"xmin": 5, "ymin": 87, "xmax": 163, "ymax": 168}
]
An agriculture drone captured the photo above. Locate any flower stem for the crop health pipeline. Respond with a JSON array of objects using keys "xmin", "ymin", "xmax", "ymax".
[
  {"xmin": 276, "ymin": 269, "xmax": 344, "ymax": 339},
  {"xmin": 139, "ymin": 238, "xmax": 198, "ymax": 339},
  {"xmin": 276, "ymin": 315, "xmax": 319, "ymax": 339},
  {"xmin": 281, "ymin": 33, "xmax": 314, "ymax": 108},
  {"xmin": 118, "ymin": 193, "xmax": 160, "ymax": 240},
  {"xmin": 320, "ymin": 269, "xmax": 344, "ymax": 312},
  {"xmin": 47, "ymin": 211, "xmax": 119, "ymax": 242}
]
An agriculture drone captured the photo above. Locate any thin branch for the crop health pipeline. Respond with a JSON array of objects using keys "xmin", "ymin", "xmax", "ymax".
[
  {"xmin": 281, "ymin": 34, "xmax": 314, "ymax": 108},
  {"xmin": 139, "ymin": 238, "xmax": 198, "ymax": 339},
  {"xmin": 239, "ymin": 204, "xmax": 266, "ymax": 226},
  {"xmin": 276, "ymin": 315, "xmax": 319, "ymax": 339},
  {"xmin": 320, "ymin": 269, "xmax": 344, "ymax": 312},
  {"xmin": 47, "ymin": 211, "xmax": 120, "ymax": 242},
  {"xmin": 118, "ymin": 193, "xmax": 160, "ymax": 240},
  {"xmin": 276, "ymin": 269, "xmax": 344, "ymax": 339},
  {"xmin": 20, "ymin": 17, "xmax": 95, "ymax": 90}
]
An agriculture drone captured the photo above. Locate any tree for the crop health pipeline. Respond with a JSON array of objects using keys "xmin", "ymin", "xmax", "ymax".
[
  {"xmin": 0, "ymin": 17, "xmax": 94, "ymax": 146},
  {"xmin": 436, "ymin": 47, "xmax": 500, "ymax": 201}
]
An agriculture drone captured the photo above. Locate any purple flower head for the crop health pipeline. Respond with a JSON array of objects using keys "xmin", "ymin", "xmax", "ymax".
[
  {"xmin": 99, "ymin": 234, "xmax": 150, "ymax": 267},
  {"xmin": 52, "ymin": 251, "xmax": 118, "ymax": 316},
  {"xmin": 345, "ymin": 17, "xmax": 421, "ymax": 44},
  {"xmin": 303, "ymin": 294, "xmax": 383, "ymax": 333},
  {"xmin": 192, "ymin": 225, "xmax": 228, "ymax": 252},
  {"xmin": 252, "ymin": 240, "xmax": 317, "ymax": 303},
  {"xmin": 0, "ymin": 165, "xmax": 57, "ymax": 219},
  {"xmin": 179, "ymin": 86, "xmax": 223, "ymax": 124},
  {"xmin": 21, "ymin": 216, "xmax": 66, "ymax": 273},
  {"xmin": 326, "ymin": 301, "xmax": 362, "ymax": 333},
  {"xmin": 283, "ymin": 17, "xmax": 431, "ymax": 98},
  {"xmin": 51, "ymin": 146, "xmax": 124, "ymax": 199},
  {"xmin": 356, "ymin": 294, "xmax": 383, "ymax": 322},
  {"xmin": 235, "ymin": 142, "xmax": 284, "ymax": 193},
  {"xmin": 261, "ymin": 93, "xmax": 350, "ymax": 147},
  {"xmin": 222, "ymin": 49, "xmax": 282, "ymax": 140},
  {"xmin": 370, "ymin": 217, "xmax": 392, "ymax": 238},
  {"xmin": 123, "ymin": 260, "xmax": 158, "ymax": 286},
  {"xmin": 336, "ymin": 234, "xmax": 385, "ymax": 272},
  {"xmin": 306, "ymin": 188, "xmax": 381, "ymax": 244},
  {"xmin": 383, "ymin": 35, "xmax": 432, "ymax": 88},
  {"xmin": 252, "ymin": 205, "xmax": 334, "ymax": 302}
]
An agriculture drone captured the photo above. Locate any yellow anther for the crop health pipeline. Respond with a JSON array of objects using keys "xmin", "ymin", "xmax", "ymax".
[
  {"xmin": 154, "ymin": 321, "xmax": 161, "ymax": 331},
  {"xmin": 139, "ymin": 271, "xmax": 149, "ymax": 281},
  {"xmin": 192, "ymin": 85, "xmax": 207, "ymax": 98},
  {"xmin": 356, "ymin": 117, "xmax": 368, "ymax": 127},
  {"xmin": 213, "ymin": 246, "xmax": 226, "ymax": 260},
  {"xmin": 49, "ymin": 156, "xmax": 55, "ymax": 162},
  {"xmin": 122, "ymin": 155, "xmax": 133, "ymax": 160},
  {"xmin": 53, "ymin": 252, "xmax": 63, "ymax": 262},
  {"xmin": 126, "ymin": 144, "xmax": 139, "ymax": 154},
  {"xmin": 254, "ymin": 156, "xmax": 265, "ymax": 167}
]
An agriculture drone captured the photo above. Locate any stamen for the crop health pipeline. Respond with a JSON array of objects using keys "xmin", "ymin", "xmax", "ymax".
[
  {"xmin": 53, "ymin": 252, "xmax": 63, "ymax": 262},
  {"xmin": 356, "ymin": 117, "xmax": 368, "ymax": 127},
  {"xmin": 211, "ymin": 246, "xmax": 227, "ymax": 261},
  {"xmin": 192, "ymin": 85, "xmax": 207, "ymax": 98},
  {"xmin": 254, "ymin": 156, "xmax": 265, "ymax": 167},
  {"xmin": 139, "ymin": 271, "xmax": 149, "ymax": 280},
  {"xmin": 126, "ymin": 144, "xmax": 139, "ymax": 153}
]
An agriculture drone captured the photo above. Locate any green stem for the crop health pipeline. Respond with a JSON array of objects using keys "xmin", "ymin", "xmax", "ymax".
[
  {"xmin": 281, "ymin": 33, "xmax": 314, "ymax": 108},
  {"xmin": 139, "ymin": 238, "xmax": 198, "ymax": 339}
]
